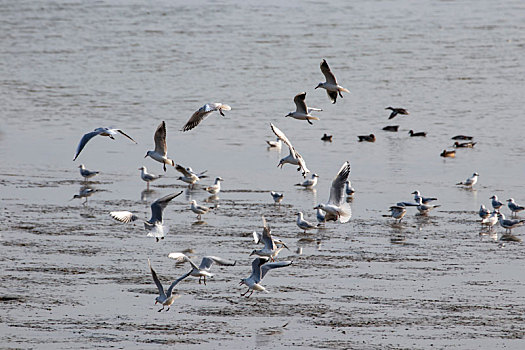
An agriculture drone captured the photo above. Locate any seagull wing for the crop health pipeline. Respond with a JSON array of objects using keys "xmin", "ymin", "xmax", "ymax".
[
  {"xmin": 249, "ymin": 257, "xmax": 269, "ymax": 283},
  {"xmin": 110, "ymin": 211, "xmax": 139, "ymax": 223},
  {"xmin": 200, "ymin": 256, "xmax": 236, "ymax": 271},
  {"xmin": 320, "ymin": 59, "xmax": 337, "ymax": 84},
  {"xmin": 253, "ymin": 231, "xmax": 262, "ymax": 244},
  {"xmin": 326, "ymin": 90, "xmax": 338, "ymax": 104},
  {"xmin": 270, "ymin": 123, "xmax": 294, "ymax": 152},
  {"xmin": 73, "ymin": 130, "xmax": 103, "ymax": 161},
  {"xmin": 328, "ymin": 161, "xmax": 351, "ymax": 206},
  {"xmin": 148, "ymin": 259, "xmax": 166, "ymax": 300},
  {"xmin": 168, "ymin": 252, "xmax": 200, "ymax": 270},
  {"xmin": 153, "ymin": 121, "xmax": 167, "ymax": 156},
  {"xmin": 175, "ymin": 164, "xmax": 192, "ymax": 177},
  {"xmin": 293, "ymin": 92, "xmax": 308, "ymax": 114},
  {"xmin": 150, "ymin": 191, "xmax": 183, "ymax": 223},
  {"xmin": 166, "ymin": 271, "xmax": 191, "ymax": 298},
  {"xmin": 116, "ymin": 129, "xmax": 137, "ymax": 144},
  {"xmin": 261, "ymin": 260, "xmax": 293, "ymax": 281},
  {"xmin": 182, "ymin": 104, "xmax": 212, "ymax": 132},
  {"xmin": 261, "ymin": 216, "xmax": 277, "ymax": 250}
]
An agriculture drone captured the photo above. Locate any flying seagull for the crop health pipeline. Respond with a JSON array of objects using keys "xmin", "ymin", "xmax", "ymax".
[
  {"xmin": 73, "ymin": 127, "xmax": 137, "ymax": 161},
  {"xmin": 239, "ymin": 257, "xmax": 292, "ymax": 298},
  {"xmin": 182, "ymin": 103, "xmax": 231, "ymax": 132},
  {"xmin": 270, "ymin": 123, "xmax": 310, "ymax": 177},
  {"xmin": 145, "ymin": 121, "xmax": 175, "ymax": 172},
  {"xmin": 148, "ymin": 259, "xmax": 186, "ymax": 312},
  {"xmin": 168, "ymin": 252, "xmax": 236, "ymax": 285},
  {"xmin": 109, "ymin": 191, "xmax": 183, "ymax": 241},
  {"xmin": 285, "ymin": 92, "xmax": 321, "ymax": 125},
  {"xmin": 250, "ymin": 216, "xmax": 286, "ymax": 261},
  {"xmin": 314, "ymin": 161, "xmax": 352, "ymax": 223},
  {"xmin": 315, "ymin": 59, "xmax": 350, "ymax": 104}
]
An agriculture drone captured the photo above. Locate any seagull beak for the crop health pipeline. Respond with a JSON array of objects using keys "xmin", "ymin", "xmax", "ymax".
[{"xmin": 144, "ymin": 154, "xmax": 148, "ymax": 158}]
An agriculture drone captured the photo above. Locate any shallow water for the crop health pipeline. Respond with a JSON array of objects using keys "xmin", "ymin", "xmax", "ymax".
[{"xmin": 1, "ymin": 0, "xmax": 525, "ymax": 348}]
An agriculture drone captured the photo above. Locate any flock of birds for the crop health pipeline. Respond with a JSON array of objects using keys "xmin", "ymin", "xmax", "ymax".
[{"xmin": 69, "ymin": 59, "xmax": 523, "ymax": 311}]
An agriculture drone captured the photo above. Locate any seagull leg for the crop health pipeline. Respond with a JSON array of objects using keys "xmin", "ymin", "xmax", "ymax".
[
  {"xmin": 203, "ymin": 276, "xmax": 207, "ymax": 286},
  {"xmin": 158, "ymin": 306, "xmax": 164, "ymax": 312},
  {"xmin": 199, "ymin": 277, "xmax": 202, "ymax": 284},
  {"xmin": 240, "ymin": 289, "xmax": 249, "ymax": 297},
  {"xmin": 156, "ymin": 237, "xmax": 159, "ymax": 242},
  {"xmin": 147, "ymin": 182, "xmax": 150, "ymax": 190},
  {"xmin": 307, "ymin": 119, "xmax": 313, "ymax": 125},
  {"xmin": 163, "ymin": 163, "xmax": 166, "ymax": 172},
  {"xmin": 165, "ymin": 307, "xmax": 170, "ymax": 312},
  {"xmin": 338, "ymin": 90, "xmax": 343, "ymax": 98},
  {"xmin": 246, "ymin": 290, "xmax": 254, "ymax": 298}
]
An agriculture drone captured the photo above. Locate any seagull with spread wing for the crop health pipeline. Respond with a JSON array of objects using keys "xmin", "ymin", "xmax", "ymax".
[
  {"xmin": 270, "ymin": 123, "xmax": 310, "ymax": 178},
  {"xmin": 73, "ymin": 127, "xmax": 137, "ymax": 161},
  {"xmin": 314, "ymin": 161, "xmax": 352, "ymax": 223},
  {"xmin": 315, "ymin": 59, "xmax": 350, "ymax": 104},
  {"xmin": 285, "ymin": 92, "xmax": 321, "ymax": 125},
  {"xmin": 250, "ymin": 216, "xmax": 287, "ymax": 261},
  {"xmin": 239, "ymin": 257, "xmax": 292, "ymax": 298},
  {"xmin": 145, "ymin": 121, "xmax": 175, "ymax": 172},
  {"xmin": 175, "ymin": 164, "xmax": 208, "ymax": 188},
  {"xmin": 182, "ymin": 103, "xmax": 231, "ymax": 132},
  {"xmin": 167, "ymin": 252, "xmax": 236, "ymax": 285},
  {"xmin": 109, "ymin": 191, "xmax": 183, "ymax": 242},
  {"xmin": 148, "ymin": 259, "xmax": 186, "ymax": 312}
]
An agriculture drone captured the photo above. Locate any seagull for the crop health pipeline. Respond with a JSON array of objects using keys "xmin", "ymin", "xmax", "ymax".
[
  {"xmin": 109, "ymin": 191, "xmax": 183, "ymax": 242},
  {"xmin": 345, "ymin": 180, "xmax": 355, "ymax": 196},
  {"xmin": 315, "ymin": 59, "xmax": 350, "ymax": 104},
  {"xmin": 203, "ymin": 177, "xmax": 223, "ymax": 195},
  {"xmin": 78, "ymin": 164, "xmax": 99, "ymax": 181},
  {"xmin": 139, "ymin": 166, "xmax": 163, "ymax": 190},
  {"xmin": 190, "ymin": 200, "xmax": 211, "ymax": 220},
  {"xmin": 239, "ymin": 257, "xmax": 292, "ymax": 298},
  {"xmin": 497, "ymin": 212, "xmax": 525, "ymax": 233},
  {"xmin": 182, "ymin": 103, "xmax": 231, "ymax": 132},
  {"xmin": 415, "ymin": 197, "xmax": 441, "ymax": 215},
  {"xmin": 295, "ymin": 174, "xmax": 318, "ymax": 189},
  {"xmin": 456, "ymin": 173, "xmax": 479, "ymax": 187},
  {"xmin": 507, "ymin": 198, "xmax": 525, "ymax": 216},
  {"xmin": 382, "ymin": 125, "xmax": 399, "ymax": 132},
  {"xmin": 490, "ymin": 195, "xmax": 503, "ymax": 210},
  {"xmin": 389, "ymin": 205, "xmax": 407, "ymax": 223},
  {"xmin": 250, "ymin": 216, "xmax": 286, "ymax": 261},
  {"xmin": 270, "ymin": 191, "xmax": 284, "ymax": 205},
  {"xmin": 167, "ymin": 252, "xmax": 236, "ymax": 285},
  {"xmin": 451, "ymin": 135, "xmax": 473, "ymax": 140},
  {"xmin": 285, "ymin": 92, "xmax": 321, "ymax": 125},
  {"xmin": 270, "ymin": 123, "xmax": 310, "ymax": 177},
  {"xmin": 316, "ymin": 208, "xmax": 326, "ymax": 224},
  {"xmin": 296, "ymin": 212, "xmax": 318, "ymax": 233},
  {"xmin": 385, "ymin": 107, "xmax": 409, "ymax": 120},
  {"xmin": 481, "ymin": 211, "xmax": 498, "ymax": 229},
  {"xmin": 314, "ymin": 161, "xmax": 352, "ymax": 223},
  {"xmin": 71, "ymin": 187, "xmax": 97, "ymax": 204},
  {"xmin": 440, "ymin": 150, "xmax": 456, "ymax": 158},
  {"xmin": 266, "ymin": 137, "xmax": 282, "ymax": 149},
  {"xmin": 73, "ymin": 127, "xmax": 136, "ymax": 161},
  {"xmin": 148, "ymin": 259, "xmax": 186, "ymax": 312},
  {"xmin": 453, "ymin": 141, "xmax": 476, "ymax": 148},
  {"xmin": 479, "ymin": 204, "xmax": 490, "ymax": 220},
  {"xmin": 409, "ymin": 130, "xmax": 427, "ymax": 137},
  {"xmin": 412, "ymin": 190, "xmax": 437, "ymax": 204},
  {"xmin": 253, "ymin": 230, "xmax": 289, "ymax": 250},
  {"xmin": 145, "ymin": 121, "xmax": 175, "ymax": 172},
  {"xmin": 175, "ymin": 164, "xmax": 208, "ymax": 188},
  {"xmin": 358, "ymin": 134, "xmax": 375, "ymax": 142}
]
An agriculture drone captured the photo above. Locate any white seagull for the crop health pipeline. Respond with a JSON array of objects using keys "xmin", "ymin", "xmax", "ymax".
[
  {"xmin": 316, "ymin": 208, "xmax": 326, "ymax": 224},
  {"xmin": 456, "ymin": 172, "xmax": 479, "ymax": 187},
  {"xmin": 175, "ymin": 164, "xmax": 208, "ymax": 188},
  {"xmin": 315, "ymin": 59, "xmax": 350, "ymax": 104},
  {"xmin": 481, "ymin": 211, "xmax": 498, "ymax": 229},
  {"xmin": 266, "ymin": 137, "xmax": 282, "ymax": 149},
  {"xmin": 190, "ymin": 200, "xmax": 211, "ymax": 220},
  {"xmin": 250, "ymin": 216, "xmax": 286, "ymax": 261},
  {"xmin": 295, "ymin": 174, "xmax": 319, "ymax": 189},
  {"xmin": 412, "ymin": 190, "xmax": 437, "ymax": 204},
  {"xmin": 270, "ymin": 123, "xmax": 310, "ymax": 177},
  {"xmin": 148, "ymin": 259, "xmax": 185, "ymax": 312},
  {"xmin": 497, "ymin": 213, "xmax": 525, "ymax": 233},
  {"xmin": 239, "ymin": 257, "xmax": 292, "ymax": 298},
  {"xmin": 109, "ymin": 191, "xmax": 183, "ymax": 242},
  {"xmin": 203, "ymin": 177, "xmax": 223, "ymax": 195},
  {"xmin": 167, "ymin": 252, "xmax": 236, "ymax": 285},
  {"xmin": 389, "ymin": 205, "xmax": 407, "ymax": 223},
  {"xmin": 182, "ymin": 103, "xmax": 231, "ymax": 132},
  {"xmin": 479, "ymin": 204, "xmax": 490, "ymax": 220},
  {"xmin": 415, "ymin": 197, "xmax": 441, "ymax": 215},
  {"xmin": 345, "ymin": 180, "xmax": 355, "ymax": 196},
  {"xmin": 145, "ymin": 121, "xmax": 175, "ymax": 172},
  {"xmin": 490, "ymin": 195, "xmax": 503, "ymax": 210},
  {"xmin": 139, "ymin": 166, "xmax": 163, "ymax": 190},
  {"xmin": 252, "ymin": 230, "xmax": 289, "ymax": 250},
  {"xmin": 314, "ymin": 161, "xmax": 352, "ymax": 223},
  {"xmin": 270, "ymin": 191, "xmax": 284, "ymax": 205},
  {"xmin": 285, "ymin": 92, "xmax": 321, "ymax": 125},
  {"xmin": 71, "ymin": 187, "xmax": 97, "ymax": 204},
  {"xmin": 507, "ymin": 198, "xmax": 525, "ymax": 216},
  {"xmin": 296, "ymin": 212, "xmax": 318, "ymax": 233},
  {"xmin": 78, "ymin": 164, "xmax": 99, "ymax": 181},
  {"xmin": 73, "ymin": 127, "xmax": 137, "ymax": 161}
]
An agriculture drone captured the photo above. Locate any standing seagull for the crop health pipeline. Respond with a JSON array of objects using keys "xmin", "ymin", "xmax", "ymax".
[
  {"xmin": 412, "ymin": 190, "xmax": 437, "ymax": 204},
  {"xmin": 109, "ymin": 191, "xmax": 183, "ymax": 241},
  {"xmin": 239, "ymin": 257, "xmax": 292, "ymax": 298},
  {"xmin": 296, "ymin": 212, "xmax": 318, "ymax": 233},
  {"xmin": 139, "ymin": 166, "xmax": 163, "ymax": 190},
  {"xmin": 145, "ymin": 121, "xmax": 175, "ymax": 172},
  {"xmin": 250, "ymin": 217, "xmax": 286, "ymax": 261},
  {"xmin": 203, "ymin": 177, "xmax": 223, "ymax": 195},
  {"xmin": 507, "ymin": 198, "xmax": 525, "ymax": 216},
  {"xmin": 285, "ymin": 92, "xmax": 321, "ymax": 125},
  {"xmin": 270, "ymin": 191, "xmax": 284, "ymax": 205},
  {"xmin": 270, "ymin": 123, "xmax": 310, "ymax": 177},
  {"xmin": 314, "ymin": 161, "xmax": 352, "ymax": 223},
  {"xmin": 175, "ymin": 164, "xmax": 207, "ymax": 188},
  {"xmin": 385, "ymin": 107, "xmax": 409, "ymax": 120},
  {"xmin": 315, "ymin": 59, "xmax": 350, "ymax": 104},
  {"xmin": 388, "ymin": 205, "xmax": 407, "ymax": 223},
  {"xmin": 190, "ymin": 200, "xmax": 211, "ymax": 220},
  {"xmin": 490, "ymin": 195, "xmax": 503, "ymax": 210},
  {"xmin": 73, "ymin": 127, "xmax": 137, "ymax": 161},
  {"xmin": 78, "ymin": 164, "xmax": 99, "ymax": 181},
  {"xmin": 345, "ymin": 180, "xmax": 355, "ymax": 196},
  {"xmin": 497, "ymin": 213, "xmax": 525, "ymax": 233},
  {"xmin": 148, "ymin": 259, "xmax": 186, "ymax": 312},
  {"xmin": 479, "ymin": 204, "xmax": 490, "ymax": 220},
  {"xmin": 182, "ymin": 103, "xmax": 231, "ymax": 132},
  {"xmin": 168, "ymin": 252, "xmax": 236, "ymax": 285},
  {"xmin": 295, "ymin": 174, "xmax": 319, "ymax": 189},
  {"xmin": 415, "ymin": 197, "xmax": 441, "ymax": 215},
  {"xmin": 456, "ymin": 173, "xmax": 479, "ymax": 188}
]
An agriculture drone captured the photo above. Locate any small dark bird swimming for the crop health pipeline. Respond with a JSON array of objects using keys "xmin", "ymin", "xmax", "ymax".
[{"xmin": 358, "ymin": 134, "xmax": 375, "ymax": 142}]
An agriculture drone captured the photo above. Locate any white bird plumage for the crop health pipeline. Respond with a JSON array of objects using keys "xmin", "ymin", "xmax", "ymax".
[
  {"xmin": 315, "ymin": 59, "xmax": 350, "ymax": 104},
  {"xmin": 239, "ymin": 257, "xmax": 292, "ymax": 298},
  {"xmin": 314, "ymin": 161, "xmax": 352, "ymax": 223},
  {"xmin": 456, "ymin": 173, "xmax": 479, "ymax": 187},
  {"xmin": 270, "ymin": 123, "xmax": 310, "ymax": 177},
  {"xmin": 182, "ymin": 103, "xmax": 231, "ymax": 132},
  {"xmin": 73, "ymin": 127, "xmax": 137, "ymax": 161},
  {"xmin": 145, "ymin": 121, "xmax": 175, "ymax": 172},
  {"xmin": 295, "ymin": 173, "xmax": 319, "ymax": 189},
  {"xmin": 148, "ymin": 259, "xmax": 185, "ymax": 312},
  {"xmin": 250, "ymin": 216, "xmax": 286, "ymax": 261},
  {"xmin": 285, "ymin": 92, "xmax": 321, "ymax": 125},
  {"xmin": 139, "ymin": 166, "xmax": 163, "ymax": 190},
  {"xmin": 167, "ymin": 252, "xmax": 236, "ymax": 285}
]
